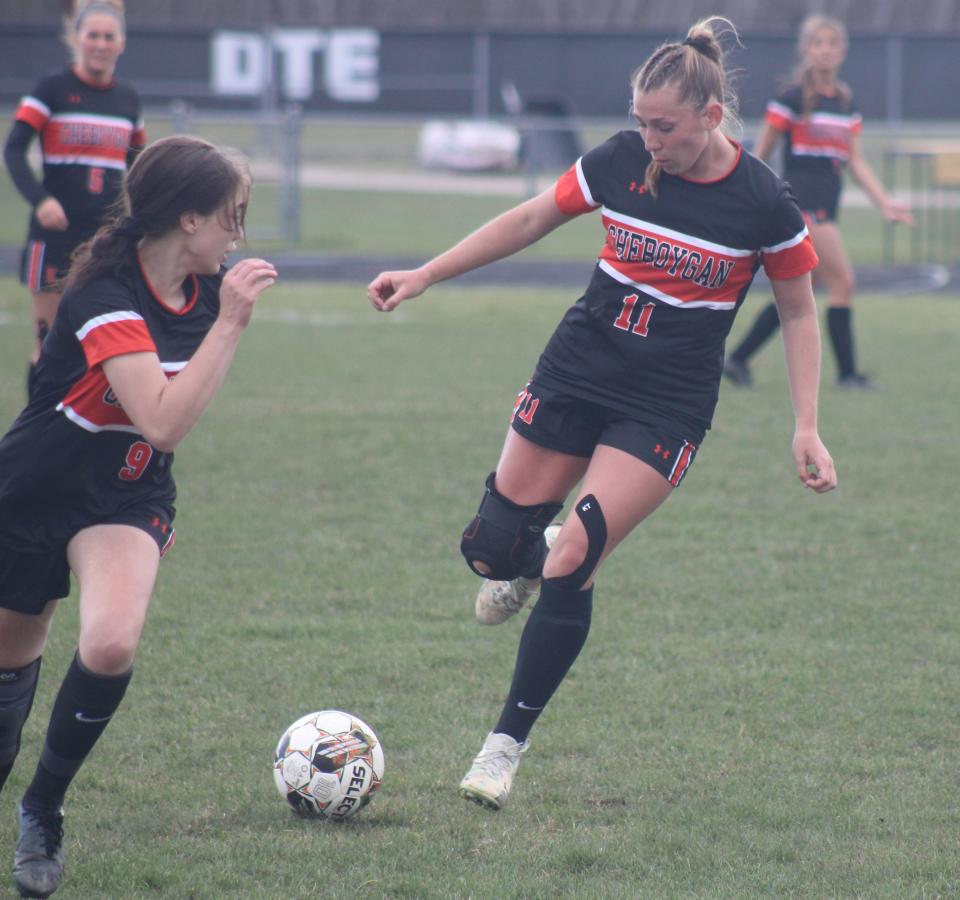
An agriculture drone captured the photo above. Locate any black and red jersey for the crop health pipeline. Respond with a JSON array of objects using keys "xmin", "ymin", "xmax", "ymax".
[
  {"xmin": 12, "ymin": 67, "xmax": 145, "ymax": 226},
  {"xmin": 537, "ymin": 129, "xmax": 817, "ymax": 439},
  {"xmin": 0, "ymin": 258, "xmax": 220, "ymax": 551},
  {"xmin": 765, "ymin": 84, "xmax": 861, "ymax": 212}
]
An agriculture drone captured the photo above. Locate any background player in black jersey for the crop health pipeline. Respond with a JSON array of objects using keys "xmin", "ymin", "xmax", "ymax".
[
  {"xmin": 3, "ymin": 0, "xmax": 145, "ymax": 398},
  {"xmin": 0, "ymin": 135, "xmax": 276, "ymax": 898},
  {"xmin": 723, "ymin": 14, "xmax": 913, "ymax": 391},
  {"xmin": 369, "ymin": 18, "xmax": 837, "ymax": 812}
]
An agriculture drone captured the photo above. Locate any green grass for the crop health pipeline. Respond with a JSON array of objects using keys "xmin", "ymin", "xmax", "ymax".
[{"xmin": 0, "ymin": 274, "xmax": 957, "ymax": 897}]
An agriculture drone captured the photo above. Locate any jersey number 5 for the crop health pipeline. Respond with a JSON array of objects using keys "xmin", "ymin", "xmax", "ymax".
[
  {"xmin": 119, "ymin": 440, "xmax": 153, "ymax": 481},
  {"xmin": 613, "ymin": 294, "xmax": 654, "ymax": 337},
  {"xmin": 87, "ymin": 166, "xmax": 105, "ymax": 195}
]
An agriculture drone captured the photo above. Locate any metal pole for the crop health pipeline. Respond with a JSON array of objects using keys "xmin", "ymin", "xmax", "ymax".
[
  {"xmin": 883, "ymin": 149, "xmax": 894, "ymax": 264},
  {"xmin": 473, "ymin": 33, "xmax": 490, "ymax": 118},
  {"xmin": 885, "ymin": 37, "xmax": 902, "ymax": 125},
  {"xmin": 281, "ymin": 104, "xmax": 302, "ymax": 243}
]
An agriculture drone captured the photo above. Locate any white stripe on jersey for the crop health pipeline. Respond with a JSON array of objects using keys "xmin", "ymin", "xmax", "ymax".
[
  {"xmin": 598, "ymin": 259, "xmax": 737, "ymax": 310},
  {"xmin": 76, "ymin": 310, "xmax": 145, "ymax": 341},
  {"xmin": 161, "ymin": 361, "xmax": 189, "ymax": 374},
  {"xmin": 602, "ymin": 208, "xmax": 755, "ymax": 258},
  {"xmin": 575, "ymin": 157, "xmax": 599, "ymax": 208},
  {"xmin": 761, "ymin": 225, "xmax": 809, "ymax": 255},
  {"xmin": 789, "ymin": 144, "xmax": 851, "ymax": 161},
  {"xmin": 19, "ymin": 96, "xmax": 51, "ymax": 119},
  {"xmin": 50, "ymin": 112, "xmax": 136, "ymax": 130},
  {"xmin": 804, "ymin": 111, "xmax": 862, "ymax": 129},
  {"xmin": 766, "ymin": 100, "xmax": 795, "ymax": 122},
  {"xmin": 55, "ymin": 402, "xmax": 142, "ymax": 435},
  {"xmin": 43, "ymin": 153, "xmax": 127, "ymax": 170}
]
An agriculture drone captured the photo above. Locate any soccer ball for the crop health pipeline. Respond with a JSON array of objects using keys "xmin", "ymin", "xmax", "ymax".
[{"xmin": 272, "ymin": 710, "xmax": 384, "ymax": 820}]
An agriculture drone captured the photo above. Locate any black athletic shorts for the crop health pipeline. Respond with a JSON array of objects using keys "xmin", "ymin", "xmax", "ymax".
[
  {"xmin": 20, "ymin": 223, "xmax": 96, "ymax": 291},
  {"xmin": 509, "ymin": 379, "xmax": 699, "ymax": 487},
  {"xmin": 0, "ymin": 503, "xmax": 175, "ymax": 616},
  {"xmin": 787, "ymin": 173, "xmax": 841, "ymax": 224}
]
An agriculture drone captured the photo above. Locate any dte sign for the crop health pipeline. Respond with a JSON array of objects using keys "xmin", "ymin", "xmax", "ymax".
[{"xmin": 212, "ymin": 29, "xmax": 379, "ymax": 102}]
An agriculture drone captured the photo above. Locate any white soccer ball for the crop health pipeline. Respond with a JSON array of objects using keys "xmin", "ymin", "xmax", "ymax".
[{"xmin": 273, "ymin": 710, "xmax": 384, "ymax": 820}]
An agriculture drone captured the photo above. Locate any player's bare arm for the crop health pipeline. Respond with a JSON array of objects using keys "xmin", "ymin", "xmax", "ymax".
[
  {"xmin": 368, "ymin": 188, "xmax": 573, "ymax": 312},
  {"xmin": 771, "ymin": 273, "xmax": 837, "ymax": 493}
]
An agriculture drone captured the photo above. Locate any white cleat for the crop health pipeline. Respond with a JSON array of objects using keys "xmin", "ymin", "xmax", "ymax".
[
  {"xmin": 459, "ymin": 732, "xmax": 528, "ymax": 811},
  {"xmin": 474, "ymin": 523, "xmax": 561, "ymax": 625}
]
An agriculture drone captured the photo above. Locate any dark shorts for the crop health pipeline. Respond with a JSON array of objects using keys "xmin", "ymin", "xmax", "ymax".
[
  {"xmin": 801, "ymin": 206, "xmax": 838, "ymax": 226},
  {"xmin": 509, "ymin": 379, "xmax": 699, "ymax": 487},
  {"xmin": 19, "ymin": 224, "xmax": 95, "ymax": 291},
  {"xmin": 788, "ymin": 175, "xmax": 841, "ymax": 225},
  {"xmin": 0, "ymin": 504, "xmax": 175, "ymax": 616}
]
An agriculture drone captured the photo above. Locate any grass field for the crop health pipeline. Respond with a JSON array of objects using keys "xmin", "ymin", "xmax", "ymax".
[{"xmin": 0, "ymin": 271, "xmax": 957, "ymax": 897}]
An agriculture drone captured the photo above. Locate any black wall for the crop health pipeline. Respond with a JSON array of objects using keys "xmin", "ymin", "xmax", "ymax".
[{"xmin": 1, "ymin": 25, "xmax": 956, "ymax": 121}]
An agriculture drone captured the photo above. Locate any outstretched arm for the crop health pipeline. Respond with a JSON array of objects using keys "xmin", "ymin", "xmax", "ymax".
[
  {"xmin": 367, "ymin": 187, "xmax": 574, "ymax": 311},
  {"xmin": 848, "ymin": 134, "xmax": 914, "ymax": 225},
  {"xmin": 771, "ymin": 272, "xmax": 837, "ymax": 493}
]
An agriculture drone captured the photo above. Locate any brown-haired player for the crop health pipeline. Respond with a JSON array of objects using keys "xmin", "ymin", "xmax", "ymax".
[{"xmin": 0, "ymin": 136, "xmax": 276, "ymax": 898}]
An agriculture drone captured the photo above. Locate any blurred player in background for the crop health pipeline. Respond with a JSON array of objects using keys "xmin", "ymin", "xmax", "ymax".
[
  {"xmin": 3, "ymin": 0, "xmax": 145, "ymax": 397},
  {"xmin": 370, "ymin": 18, "xmax": 836, "ymax": 812},
  {"xmin": 723, "ymin": 14, "xmax": 913, "ymax": 390},
  {"xmin": 0, "ymin": 136, "xmax": 276, "ymax": 899}
]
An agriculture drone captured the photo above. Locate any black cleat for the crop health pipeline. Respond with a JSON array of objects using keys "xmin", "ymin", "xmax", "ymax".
[
  {"xmin": 12, "ymin": 802, "xmax": 64, "ymax": 899},
  {"xmin": 722, "ymin": 357, "xmax": 753, "ymax": 387},
  {"xmin": 836, "ymin": 373, "xmax": 876, "ymax": 391}
]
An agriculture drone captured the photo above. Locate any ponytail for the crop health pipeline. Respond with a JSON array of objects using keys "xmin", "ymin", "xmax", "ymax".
[{"xmin": 62, "ymin": 214, "xmax": 142, "ymax": 292}]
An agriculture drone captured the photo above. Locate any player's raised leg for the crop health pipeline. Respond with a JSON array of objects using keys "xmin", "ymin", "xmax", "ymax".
[
  {"xmin": 461, "ymin": 445, "xmax": 675, "ymax": 809},
  {"xmin": 467, "ymin": 429, "xmax": 588, "ymax": 625}
]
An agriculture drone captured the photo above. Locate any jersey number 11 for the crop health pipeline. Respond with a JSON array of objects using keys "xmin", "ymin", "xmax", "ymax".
[{"xmin": 613, "ymin": 294, "xmax": 654, "ymax": 337}]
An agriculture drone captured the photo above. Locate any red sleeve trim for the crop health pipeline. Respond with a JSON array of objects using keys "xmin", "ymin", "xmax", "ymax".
[
  {"xmin": 81, "ymin": 317, "xmax": 156, "ymax": 369},
  {"xmin": 554, "ymin": 163, "xmax": 597, "ymax": 215},
  {"xmin": 762, "ymin": 234, "xmax": 819, "ymax": 280},
  {"xmin": 765, "ymin": 111, "xmax": 792, "ymax": 132},
  {"xmin": 15, "ymin": 106, "xmax": 47, "ymax": 132}
]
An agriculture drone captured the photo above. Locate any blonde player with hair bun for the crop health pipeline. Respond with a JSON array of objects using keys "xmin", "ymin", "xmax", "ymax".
[
  {"xmin": 370, "ymin": 17, "xmax": 836, "ymax": 811},
  {"xmin": 724, "ymin": 14, "xmax": 913, "ymax": 390},
  {"xmin": 4, "ymin": 0, "xmax": 144, "ymax": 397}
]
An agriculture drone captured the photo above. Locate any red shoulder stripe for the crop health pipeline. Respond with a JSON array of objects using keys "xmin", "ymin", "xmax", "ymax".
[{"xmin": 77, "ymin": 312, "xmax": 156, "ymax": 368}]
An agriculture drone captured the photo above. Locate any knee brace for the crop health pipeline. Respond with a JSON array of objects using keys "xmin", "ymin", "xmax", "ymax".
[
  {"xmin": 0, "ymin": 658, "xmax": 41, "ymax": 766},
  {"xmin": 544, "ymin": 494, "xmax": 607, "ymax": 591},
  {"xmin": 460, "ymin": 472, "xmax": 562, "ymax": 581}
]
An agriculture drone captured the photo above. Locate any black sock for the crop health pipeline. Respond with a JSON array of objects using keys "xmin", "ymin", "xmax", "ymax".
[
  {"xmin": 494, "ymin": 581, "xmax": 593, "ymax": 743},
  {"xmin": 0, "ymin": 658, "xmax": 42, "ymax": 794},
  {"xmin": 730, "ymin": 302, "xmax": 780, "ymax": 364},
  {"xmin": 826, "ymin": 307, "xmax": 856, "ymax": 377},
  {"xmin": 22, "ymin": 652, "xmax": 131, "ymax": 812}
]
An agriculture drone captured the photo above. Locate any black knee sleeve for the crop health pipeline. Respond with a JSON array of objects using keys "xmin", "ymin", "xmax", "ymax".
[
  {"xmin": 0, "ymin": 658, "xmax": 41, "ymax": 767},
  {"xmin": 460, "ymin": 472, "xmax": 562, "ymax": 581},
  {"xmin": 545, "ymin": 494, "xmax": 607, "ymax": 590}
]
